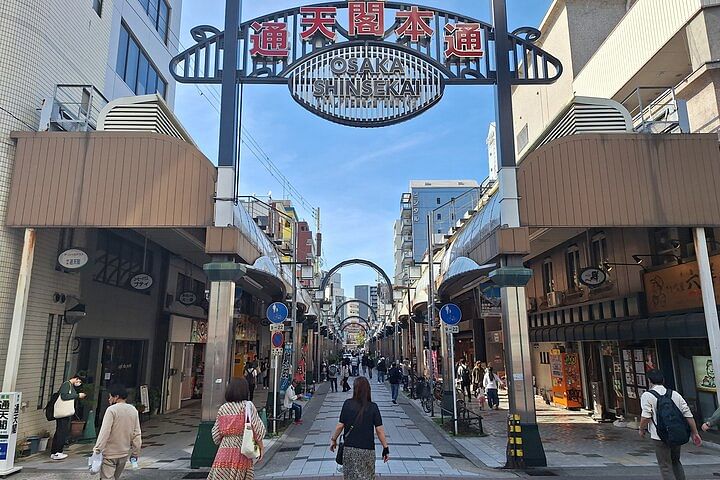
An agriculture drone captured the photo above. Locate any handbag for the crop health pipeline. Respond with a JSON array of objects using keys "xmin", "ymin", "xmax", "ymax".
[
  {"xmin": 53, "ymin": 393, "xmax": 75, "ymax": 419},
  {"xmin": 88, "ymin": 451, "xmax": 103, "ymax": 475},
  {"xmin": 241, "ymin": 402, "xmax": 261, "ymax": 461},
  {"xmin": 335, "ymin": 418, "xmax": 356, "ymax": 465}
]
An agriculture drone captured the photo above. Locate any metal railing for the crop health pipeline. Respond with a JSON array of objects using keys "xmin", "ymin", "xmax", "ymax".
[
  {"xmin": 45, "ymin": 84, "xmax": 108, "ymax": 132},
  {"xmin": 621, "ymin": 86, "xmax": 689, "ymax": 135}
]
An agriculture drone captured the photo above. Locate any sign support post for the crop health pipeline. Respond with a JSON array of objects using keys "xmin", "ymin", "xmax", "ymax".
[
  {"xmin": 449, "ymin": 331, "xmax": 458, "ymax": 435},
  {"xmin": 440, "ymin": 304, "xmax": 461, "ymax": 436},
  {"xmin": 273, "ymin": 353, "xmax": 279, "ymax": 435}
]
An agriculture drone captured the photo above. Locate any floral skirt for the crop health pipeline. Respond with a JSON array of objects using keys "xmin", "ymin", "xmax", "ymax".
[{"xmin": 343, "ymin": 446, "xmax": 375, "ymax": 480}]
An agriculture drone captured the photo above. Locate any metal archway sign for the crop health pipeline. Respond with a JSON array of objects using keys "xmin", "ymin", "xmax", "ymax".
[
  {"xmin": 319, "ymin": 258, "xmax": 393, "ymax": 304},
  {"xmin": 334, "ymin": 299, "xmax": 378, "ymax": 324},
  {"xmin": 172, "ymin": 1, "xmax": 562, "ymax": 128}
]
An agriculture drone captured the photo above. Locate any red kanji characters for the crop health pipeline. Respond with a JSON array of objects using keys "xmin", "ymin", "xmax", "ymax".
[
  {"xmin": 444, "ymin": 23, "xmax": 484, "ymax": 59},
  {"xmin": 395, "ymin": 6, "xmax": 434, "ymax": 43},
  {"xmin": 348, "ymin": 1, "xmax": 385, "ymax": 37},
  {"xmin": 250, "ymin": 21, "xmax": 289, "ymax": 58},
  {"xmin": 300, "ymin": 6, "xmax": 337, "ymax": 41}
]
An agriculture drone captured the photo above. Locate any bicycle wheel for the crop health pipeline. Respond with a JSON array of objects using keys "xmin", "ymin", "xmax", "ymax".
[{"xmin": 422, "ymin": 396, "xmax": 432, "ymax": 413}]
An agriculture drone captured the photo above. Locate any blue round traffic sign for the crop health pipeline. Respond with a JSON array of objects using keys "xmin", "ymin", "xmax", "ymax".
[
  {"xmin": 266, "ymin": 302, "xmax": 289, "ymax": 324},
  {"xmin": 271, "ymin": 331, "xmax": 284, "ymax": 348},
  {"xmin": 439, "ymin": 303, "xmax": 462, "ymax": 325}
]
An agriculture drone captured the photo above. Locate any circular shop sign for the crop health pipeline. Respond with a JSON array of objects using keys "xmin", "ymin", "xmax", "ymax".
[
  {"xmin": 287, "ymin": 41, "xmax": 446, "ymax": 128},
  {"xmin": 178, "ymin": 291, "xmax": 198, "ymax": 306},
  {"xmin": 439, "ymin": 303, "xmax": 462, "ymax": 325},
  {"xmin": 271, "ymin": 331, "xmax": 284, "ymax": 349},
  {"xmin": 579, "ymin": 267, "xmax": 608, "ymax": 288},
  {"xmin": 58, "ymin": 248, "xmax": 89, "ymax": 270},
  {"xmin": 266, "ymin": 302, "xmax": 289, "ymax": 324},
  {"xmin": 129, "ymin": 273, "xmax": 154, "ymax": 291}
]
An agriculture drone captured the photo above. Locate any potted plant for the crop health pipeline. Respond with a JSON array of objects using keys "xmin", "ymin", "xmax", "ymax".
[
  {"xmin": 148, "ymin": 387, "xmax": 161, "ymax": 415},
  {"xmin": 134, "ymin": 403, "xmax": 146, "ymax": 414},
  {"xmin": 38, "ymin": 429, "xmax": 51, "ymax": 452}
]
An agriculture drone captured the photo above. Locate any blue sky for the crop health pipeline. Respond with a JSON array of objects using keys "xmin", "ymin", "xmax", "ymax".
[{"xmin": 174, "ymin": 0, "xmax": 553, "ymax": 293}]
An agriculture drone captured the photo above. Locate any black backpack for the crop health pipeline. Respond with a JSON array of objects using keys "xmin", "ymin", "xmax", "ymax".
[
  {"xmin": 44, "ymin": 392, "xmax": 60, "ymax": 421},
  {"xmin": 245, "ymin": 369, "xmax": 256, "ymax": 387},
  {"xmin": 649, "ymin": 389, "xmax": 691, "ymax": 446},
  {"xmin": 461, "ymin": 367, "xmax": 471, "ymax": 384}
]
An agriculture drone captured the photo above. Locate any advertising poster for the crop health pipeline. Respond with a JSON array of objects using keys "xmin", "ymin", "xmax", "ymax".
[{"xmin": 693, "ymin": 356, "xmax": 716, "ymax": 392}]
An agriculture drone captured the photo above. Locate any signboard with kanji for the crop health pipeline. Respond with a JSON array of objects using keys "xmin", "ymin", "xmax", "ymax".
[
  {"xmin": 172, "ymin": 2, "xmax": 562, "ymax": 128},
  {"xmin": 0, "ymin": 392, "xmax": 21, "ymax": 474}
]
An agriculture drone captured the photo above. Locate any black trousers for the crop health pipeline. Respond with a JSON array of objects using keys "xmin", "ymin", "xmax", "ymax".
[
  {"xmin": 342, "ymin": 377, "xmax": 350, "ymax": 391},
  {"xmin": 51, "ymin": 417, "xmax": 71, "ymax": 454},
  {"xmin": 329, "ymin": 377, "xmax": 338, "ymax": 392}
]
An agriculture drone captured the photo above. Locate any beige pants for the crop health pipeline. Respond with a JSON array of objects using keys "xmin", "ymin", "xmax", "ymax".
[{"xmin": 100, "ymin": 456, "xmax": 128, "ymax": 480}]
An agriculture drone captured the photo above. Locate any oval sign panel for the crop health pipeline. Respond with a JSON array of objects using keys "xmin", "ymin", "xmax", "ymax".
[
  {"xmin": 288, "ymin": 42, "xmax": 445, "ymax": 127},
  {"xmin": 58, "ymin": 248, "xmax": 89, "ymax": 270}
]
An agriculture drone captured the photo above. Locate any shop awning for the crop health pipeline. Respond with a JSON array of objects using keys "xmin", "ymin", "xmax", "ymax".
[
  {"xmin": 437, "ymin": 257, "xmax": 496, "ymax": 301},
  {"xmin": 530, "ymin": 313, "xmax": 708, "ymax": 343},
  {"xmin": 237, "ymin": 256, "xmax": 286, "ymax": 303}
]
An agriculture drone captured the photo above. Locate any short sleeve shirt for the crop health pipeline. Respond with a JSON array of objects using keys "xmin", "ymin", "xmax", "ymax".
[
  {"xmin": 339, "ymin": 399, "xmax": 382, "ymax": 450},
  {"xmin": 640, "ymin": 385, "xmax": 693, "ymax": 441}
]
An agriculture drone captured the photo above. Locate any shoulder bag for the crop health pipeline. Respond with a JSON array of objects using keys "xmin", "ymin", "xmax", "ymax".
[
  {"xmin": 241, "ymin": 402, "xmax": 261, "ymax": 461},
  {"xmin": 335, "ymin": 416, "xmax": 357, "ymax": 465},
  {"xmin": 53, "ymin": 388, "xmax": 75, "ymax": 419}
]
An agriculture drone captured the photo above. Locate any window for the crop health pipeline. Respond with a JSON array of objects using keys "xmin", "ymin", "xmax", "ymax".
[
  {"xmin": 436, "ymin": 197, "xmax": 441, "ymax": 205},
  {"xmin": 591, "ymin": 232, "xmax": 608, "ymax": 268},
  {"xmin": 116, "ymin": 23, "xmax": 168, "ymax": 98},
  {"xmin": 93, "ymin": 0, "xmax": 103, "ymax": 16},
  {"xmin": 138, "ymin": 0, "xmax": 170, "ymax": 43},
  {"xmin": 566, "ymin": 246, "xmax": 581, "ymax": 289},
  {"xmin": 542, "ymin": 258, "xmax": 554, "ymax": 295},
  {"xmin": 437, "ymin": 213, "xmax": 441, "ymax": 221},
  {"xmin": 94, "ymin": 230, "xmax": 154, "ymax": 293}
]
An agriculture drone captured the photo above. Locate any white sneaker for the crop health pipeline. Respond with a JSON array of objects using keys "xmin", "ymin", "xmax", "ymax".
[{"xmin": 51, "ymin": 453, "xmax": 68, "ymax": 460}]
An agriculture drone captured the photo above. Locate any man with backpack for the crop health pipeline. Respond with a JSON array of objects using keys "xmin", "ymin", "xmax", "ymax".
[
  {"xmin": 457, "ymin": 359, "xmax": 472, "ymax": 401},
  {"xmin": 639, "ymin": 369, "xmax": 702, "ymax": 480},
  {"xmin": 245, "ymin": 361, "xmax": 258, "ymax": 401},
  {"xmin": 327, "ymin": 362, "xmax": 338, "ymax": 392}
]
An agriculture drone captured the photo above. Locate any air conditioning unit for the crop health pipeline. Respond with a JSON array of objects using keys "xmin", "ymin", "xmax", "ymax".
[{"xmin": 546, "ymin": 291, "xmax": 563, "ymax": 308}]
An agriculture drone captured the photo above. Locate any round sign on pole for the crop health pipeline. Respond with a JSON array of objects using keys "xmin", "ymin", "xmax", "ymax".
[
  {"xmin": 579, "ymin": 267, "xmax": 608, "ymax": 288},
  {"xmin": 439, "ymin": 303, "xmax": 462, "ymax": 326},
  {"xmin": 266, "ymin": 302, "xmax": 289, "ymax": 324},
  {"xmin": 271, "ymin": 331, "xmax": 284, "ymax": 349},
  {"xmin": 129, "ymin": 273, "xmax": 153, "ymax": 291}
]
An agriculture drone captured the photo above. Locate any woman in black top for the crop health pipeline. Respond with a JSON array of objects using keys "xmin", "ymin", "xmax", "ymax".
[{"xmin": 330, "ymin": 377, "xmax": 389, "ymax": 479}]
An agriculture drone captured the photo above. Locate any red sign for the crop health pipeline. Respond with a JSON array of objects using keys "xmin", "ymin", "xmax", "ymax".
[
  {"xmin": 271, "ymin": 331, "xmax": 284, "ymax": 348},
  {"xmin": 395, "ymin": 6, "xmax": 434, "ymax": 42},
  {"xmin": 300, "ymin": 6, "xmax": 337, "ymax": 41},
  {"xmin": 348, "ymin": 1, "xmax": 385, "ymax": 37},
  {"xmin": 250, "ymin": 21, "xmax": 290, "ymax": 57}
]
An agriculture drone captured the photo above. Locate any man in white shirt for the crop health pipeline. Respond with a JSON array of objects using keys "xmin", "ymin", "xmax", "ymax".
[
  {"xmin": 284, "ymin": 380, "xmax": 303, "ymax": 425},
  {"xmin": 639, "ymin": 369, "xmax": 702, "ymax": 480}
]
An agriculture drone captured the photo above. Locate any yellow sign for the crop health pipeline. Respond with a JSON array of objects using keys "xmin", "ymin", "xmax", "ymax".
[{"xmin": 643, "ymin": 255, "xmax": 720, "ymax": 314}]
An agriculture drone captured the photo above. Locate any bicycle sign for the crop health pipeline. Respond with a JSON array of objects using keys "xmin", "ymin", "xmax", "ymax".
[
  {"xmin": 439, "ymin": 303, "xmax": 462, "ymax": 325},
  {"xmin": 266, "ymin": 302, "xmax": 289, "ymax": 324}
]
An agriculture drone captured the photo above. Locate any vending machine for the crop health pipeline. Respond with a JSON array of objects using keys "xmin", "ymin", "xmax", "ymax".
[{"xmin": 550, "ymin": 350, "xmax": 583, "ymax": 409}]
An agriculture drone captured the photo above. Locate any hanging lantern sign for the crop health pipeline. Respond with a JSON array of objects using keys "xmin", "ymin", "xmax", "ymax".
[{"xmin": 129, "ymin": 273, "xmax": 154, "ymax": 291}]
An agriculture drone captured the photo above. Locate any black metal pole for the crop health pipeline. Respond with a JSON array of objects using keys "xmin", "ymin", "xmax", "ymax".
[{"xmin": 219, "ymin": 0, "xmax": 241, "ymax": 169}]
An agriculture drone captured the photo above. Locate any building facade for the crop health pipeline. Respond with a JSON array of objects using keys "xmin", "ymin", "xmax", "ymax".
[
  {"xmin": 0, "ymin": 0, "xmax": 181, "ymax": 439},
  {"xmin": 354, "ymin": 285, "xmax": 378, "ymax": 321}
]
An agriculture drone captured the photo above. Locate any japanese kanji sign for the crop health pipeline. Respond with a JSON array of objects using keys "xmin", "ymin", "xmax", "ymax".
[
  {"xmin": 0, "ymin": 392, "xmax": 21, "ymax": 473},
  {"xmin": 173, "ymin": 2, "xmax": 563, "ymax": 127}
]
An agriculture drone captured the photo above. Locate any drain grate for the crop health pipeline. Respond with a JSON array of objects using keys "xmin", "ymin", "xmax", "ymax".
[
  {"xmin": 525, "ymin": 469, "xmax": 557, "ymax": 477},
  {"xmin": 278, "ymin": 446, "xmax": 301, "ymax": 453}
]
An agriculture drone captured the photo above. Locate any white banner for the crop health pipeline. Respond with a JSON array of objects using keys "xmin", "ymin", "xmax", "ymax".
[{"xmin": 0, "ymin": 392, "xmax": 21, "ymax": 474}]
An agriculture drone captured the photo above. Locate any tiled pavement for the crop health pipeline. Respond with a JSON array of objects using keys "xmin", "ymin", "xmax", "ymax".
[
  {"xmin": 255, "ymin": 375, "xmax": 513, "ymax": 479},
  {"xmin": 409, "ymin": 388, "xmax": 720, "ymax": 470}
]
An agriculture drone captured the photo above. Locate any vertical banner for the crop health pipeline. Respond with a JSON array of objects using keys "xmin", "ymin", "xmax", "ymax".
[
  {"xmin": 0, "ymin": 392, "xmax": 21, "ymax": 474},
  {"xmin": 279, "ymin": 343, "xmax": 294, "ymax": 392}
]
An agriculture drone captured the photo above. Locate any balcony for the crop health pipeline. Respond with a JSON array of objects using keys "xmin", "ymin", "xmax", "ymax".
[
  {"xmin": 400, "ymin": 218, "xmax": 412, "ymax": 234},
  {"xmin": 621, "ymin": 87, "xmax": 689, "ymax": 134},
  {"xmin": 402, "ymin": 234, "xmax": 413, "ymax": 248}
]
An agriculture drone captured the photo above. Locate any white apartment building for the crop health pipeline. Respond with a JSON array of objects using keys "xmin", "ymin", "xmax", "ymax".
[{"xmin": 0, "ymin": 0, "xmax": 182, "ymax": 439}]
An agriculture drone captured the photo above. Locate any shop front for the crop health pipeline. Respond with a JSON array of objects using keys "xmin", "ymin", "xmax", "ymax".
[{"xmin": 166, "ymin": 316, "xmax": 208, "ymax": 412}]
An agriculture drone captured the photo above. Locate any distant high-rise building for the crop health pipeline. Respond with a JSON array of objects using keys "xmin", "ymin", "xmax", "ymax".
[{"xmin": 354, "ymin": 285, "xmax": 378, "ymax": 321}]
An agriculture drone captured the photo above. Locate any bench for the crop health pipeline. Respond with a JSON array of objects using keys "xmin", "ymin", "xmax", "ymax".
[{"xmin": 265, "ymin": 392, "xmax": 293, "ymax": 430}]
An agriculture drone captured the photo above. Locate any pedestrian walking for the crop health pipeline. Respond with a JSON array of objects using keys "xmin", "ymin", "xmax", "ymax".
[
  {"xmin": 284, "ymin": 380, "xmax": 304, "ymax": 425},
  {"xmin": 702, "ymin": 406, "xmax": 720, "ymax": 432},
  {"xmin": 330, "ymin": 377, "xmax": 390, "ymax": 480},
  {"xmin": 351, "ymin": 355, "xmax": 359, "ymax": 377},
  {"xmin": 92, "ymin": 386, "xmax": 142, "ymax": 480},
  {"xmin": 208, "ymin": 378, "xmax": 266, "ymax": 480},
  {"xmin": 245, "ymin": 362, "xmax": 258, "ymax": 402},
  {"xmin": 321, "ymin": 361, "xmax": 328, "ymax": 382},
  {"xmin": 401, "ymin": 358, "xmax": 410, "ymax": 392},
  {"xmin": 471, "ymin": 361, "xmax": 483, "ymax": 397},
  {"xmin": 639, "ymin": 369, "xmax": 702, "ymax": 480},
  {"xmin": 328, "ymin": 362, "xmax": 339, "ymax": 393},
  {"xmin": 342, "ymin": 361, "xmax": 351, "ymax": 392},
  {"xmin": 361, "ymin": 354, "xmax": 368, "ymax": 377},
  {"xmin": 388, "ymin": 362, "xmax": 402, "ymax": 404},
  {"xmin": 377, "ymin": 357, "xmax": 387, "ymax": 383},
  {"xmin": 483, "ymin": 367, "xmax": 502, "ymax": 410},
  {"xmin": 261, "ymin": 358, "xmax": 270, "ymax": 390},
  {"xmin": 49, "ymin": 373, "xmax": 86, "ymax": 460},
  {"xmin": 367, "ymin": 356, "xmax": 374, "ymax": 380},
  {"xmin": 457, "ymin": 359, "xmax": 472, "ymax": 401}
]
